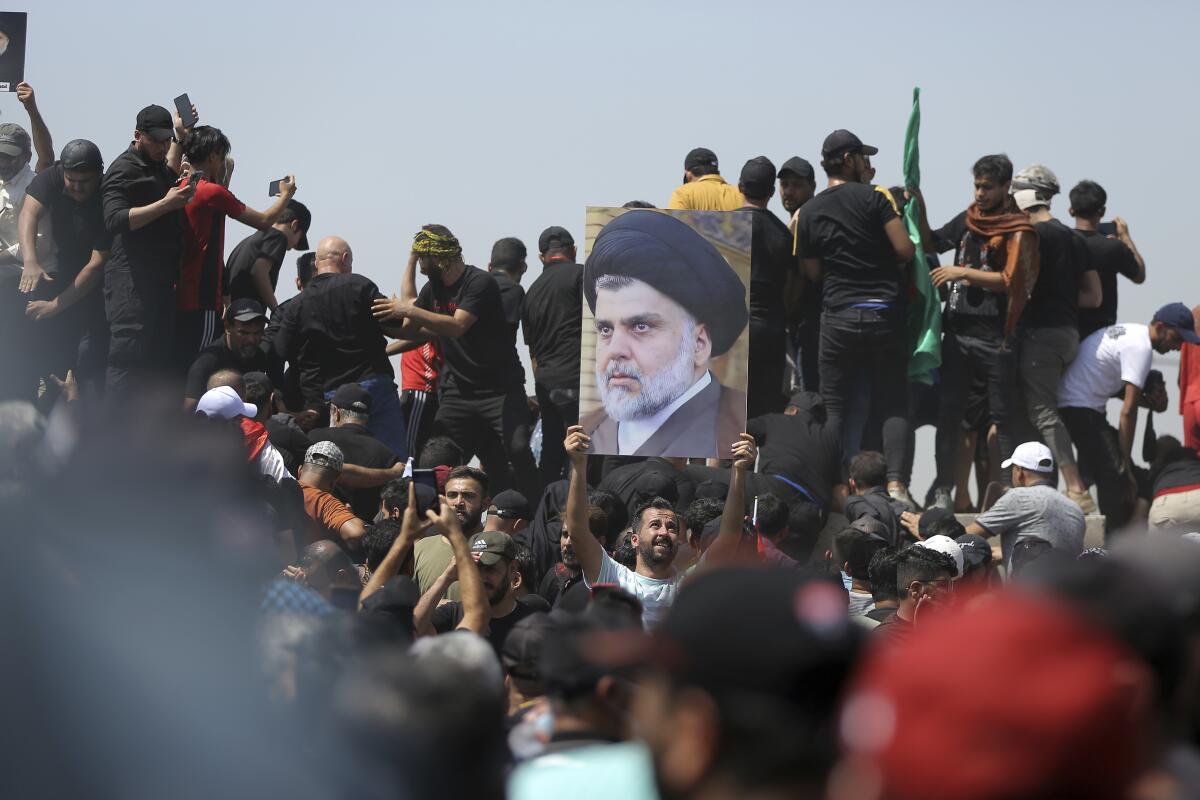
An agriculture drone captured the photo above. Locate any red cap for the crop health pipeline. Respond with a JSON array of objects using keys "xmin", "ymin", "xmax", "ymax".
[{"xmin": 839, "ymin": 591, "xmax": 1148, "ymax": 800}]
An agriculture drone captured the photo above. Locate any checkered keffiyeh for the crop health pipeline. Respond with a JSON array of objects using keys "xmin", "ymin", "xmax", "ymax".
[{"xmin": 260, "ymin": 578, "xmax": 332, "ymax": 616}]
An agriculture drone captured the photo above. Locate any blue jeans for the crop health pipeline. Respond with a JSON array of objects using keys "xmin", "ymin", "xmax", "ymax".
[{"xmin": 324, "ymin": 375, "xmax": 408, "ymax": 460}]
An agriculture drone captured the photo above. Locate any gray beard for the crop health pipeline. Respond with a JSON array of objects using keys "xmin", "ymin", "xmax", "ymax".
[{"xmin": 595, "ymin": 324, "xmax": 697, "ymax": 422}]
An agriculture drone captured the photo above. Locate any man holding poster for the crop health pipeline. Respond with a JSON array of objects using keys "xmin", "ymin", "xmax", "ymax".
[{"xmin": 580, "ymin": 209, "xmax": 749, "ymax": 459}]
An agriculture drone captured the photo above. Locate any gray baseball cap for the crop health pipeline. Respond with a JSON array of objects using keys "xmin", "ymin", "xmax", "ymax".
[{"xmin": 0, "ymin": 123, "xmax": 31, "ymax": 158}]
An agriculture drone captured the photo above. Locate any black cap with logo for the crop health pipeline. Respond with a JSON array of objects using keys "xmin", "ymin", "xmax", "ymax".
[{"xmin": 135, "ymin": 105, "xmax": 176, "ymax": 142}]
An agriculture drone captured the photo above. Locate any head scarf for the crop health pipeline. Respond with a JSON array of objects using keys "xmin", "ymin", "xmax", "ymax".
[{"xmin": 412, "ymin": 228, "xmax": 462, "ymax": 258}]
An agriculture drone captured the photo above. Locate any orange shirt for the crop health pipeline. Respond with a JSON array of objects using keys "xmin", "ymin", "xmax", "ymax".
[{"xmin": 301, "ymin": 484, "xmax": 357, "ymax": 541}]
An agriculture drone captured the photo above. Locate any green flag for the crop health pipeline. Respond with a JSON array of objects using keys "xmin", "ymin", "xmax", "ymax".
[{"xmin": 903, "ymin": 87, "xmax": 941, "ymax": 384}]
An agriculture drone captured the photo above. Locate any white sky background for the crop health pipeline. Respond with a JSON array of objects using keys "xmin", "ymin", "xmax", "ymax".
[{"xmin": 19, "ymin": 0, "xmax": 1197, "ymax": 497}]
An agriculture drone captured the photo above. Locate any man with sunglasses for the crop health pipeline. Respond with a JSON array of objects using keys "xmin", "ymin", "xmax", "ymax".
[{"xmin": 101, "ymin": 104, "xmax": 196, "ymax": 393}]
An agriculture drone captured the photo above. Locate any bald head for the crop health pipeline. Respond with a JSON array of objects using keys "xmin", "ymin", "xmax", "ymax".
[
  {"xmin": 315, "ymin": 236, "xmax": 353, "ymax": 274},
  {"xmin": 207, "ymin": 369, "xmax": 245, "ymax": 396}
]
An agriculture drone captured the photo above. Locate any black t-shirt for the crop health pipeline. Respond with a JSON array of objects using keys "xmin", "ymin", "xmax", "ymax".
[
  {"xmin": 522, "ymin": 260, "xmax": 583, "ymax": 389},
  {"xmin": 1023, "ymin": 219, "xmax": 1092, "ymax": 330},
  {"xmin": 746, "ymin": 411, "xmax": 842, "ymax": 508},
  {"xmin": 796, "ymin": 183, "xmax": 903, "ymax": 309},
  {"xmin": 273, "ymin": 272, "xmax": 394, "ymax": 407},
  {"xmin": 1075, "ymin": 229, "xmax": 1140, "ymax": 338},
  {"xmin": 491, "ymin": 272, "xmax": 526, "ymax": 384},
  {"xmin": 265, "ymin": 414, "xmax": 314, "ymax": 474},
  {"xmin": 432, "ymin": 593, "xmax": 550, "ymax": 656},
  {"xmin": 225, "ymin": 228, "xmax": 289, "ymax": 303},
  {"xmin": 745, "ymin": 206, "xmax": 795, "ymax": 324},
  {"xmin": 416, "ymin": 265, "xmax": 522, "ymax": 394},
  {"xmin": 26, "ymin": 163, "xmax": 111, "ymax": 284},
  {"xmin": 308, "ymin": 423, "xmax": 398, "ymax": 519},
  {"xmin": 933, "ymin": 210, "xmax": 1006, "ymax": 339},
  {"xmin": 184, "ymin": 338, "xmax": 274, "ymax": 400}
]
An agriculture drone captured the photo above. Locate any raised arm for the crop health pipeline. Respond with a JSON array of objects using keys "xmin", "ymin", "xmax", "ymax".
[
  {"xmin": 701, "ymin": 434, "xmax": 758, "ymax": 569},
  {"xmin": 359, "ymin": 482, "xmax": 427, "ymax": 608},
  {"xmin": 1113, "ymin": 217, "xmax": 1146, "ymax": 284},
  {"xmin": 236, "ymin": 175, "xmax": 296, "ymax": 230},
  {"xmin": 167, "ymin": 101, "xmax": 197, "ymax": 175},
  {"xmin": 564, "ymin": 425, "xmax": 605, "ymax": 583},
  {"xmin": 413, "ymin": 557, "xmax": 459, "ymax": 637},
  {"xmin": 16, "ymin": 84, "xmax": 52, "ymax": 172},
  {"xmin": 401, "ymin": 251, "xmax": 419, "ymax": 302}
]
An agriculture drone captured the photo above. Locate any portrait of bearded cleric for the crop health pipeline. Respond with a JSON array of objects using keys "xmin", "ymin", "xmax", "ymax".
[{"xmin": 578, "ymin": 208, "xmax": 750, "ymax": 459}]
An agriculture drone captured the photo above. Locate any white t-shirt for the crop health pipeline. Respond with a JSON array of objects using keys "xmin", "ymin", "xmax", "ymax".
[
  {"xmin": 1059, "ymin": 323, "xmax": 1153, "ymax": 413},
  {"xmin": 585, "ymin": 552, "xmax": 682, "ymax": 628}
]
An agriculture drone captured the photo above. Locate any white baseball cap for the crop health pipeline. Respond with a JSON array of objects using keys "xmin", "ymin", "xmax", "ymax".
[
  {"xmin": 195, "ymin": 385, "xmax": 256, "ymax": 420},
  {"xmin": 1001, "ymin": 441, "xmax": 1055, "ymax": 473},
  {"xmin": 918, "ymin": 534, "xmax": 965, "ymax": 579}
]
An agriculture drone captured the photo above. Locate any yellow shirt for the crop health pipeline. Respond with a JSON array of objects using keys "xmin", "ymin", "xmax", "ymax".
[{"xmin": 667, "ymin": 174, "xmax": 745, "ymax": 211}]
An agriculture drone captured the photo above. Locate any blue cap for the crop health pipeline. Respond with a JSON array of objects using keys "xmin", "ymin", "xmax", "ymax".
[{"xmin": 1152, "ymin": 303, "xmax": 1200, "ymax": 344}]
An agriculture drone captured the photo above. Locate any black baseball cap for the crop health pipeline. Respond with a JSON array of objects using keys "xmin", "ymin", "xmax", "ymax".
[
  {"xmin": 821, "ymin": 129, "xmax": 878, "ymax": 158},
  {"xmin": 538, "ymin": 226, "xmax": 575, "ymax": 254},
  {"xmin": 281, "ymin": 199, "xmax": 312, "ymax": 251},
  {"xmin": 135, "ymin": 105, "xmax": 175, "ymax": 142},
  {"xmin": 470, "ymin": 531, "xmax": 517, "ymax": 566},
  {"xmin": 501, "ymin": 612, "xmax": 552, "ymax": 681},
  {"xmin": 60, "ymin": 139, "xmax": 103, "ymax": 172},
  {"xmin": 1152, "ymin": 302, "xmax": 1200, "ymax": 344},
  {"xmin": 0, "ymin": 123, "xmax": 31, "ymax": 157},
  {"xmin": 684, "ymin": 147, "xmax": 719, "ymax": 172},
  {"xmin": 956, "ymin": 533, "xmax": 993, "ymax": 569},
  {"xmin": 226, "ymin": 297, "xmax": 267, "ymax": 324},
  {"xmin": 778, "ymin": 156, "xmax": 815, "ymax": 180},
  {"xmin": 490, "ymin": 489, "xmax": 531, "ymax": 520},
  {"xmin": 587, "ymin": 568, "xmax": 860, "ymax": 703},
  {"xmin": 331, "ymin": 382, "xmax": 371, "ymax": 414},
  {"xmin": 739, "ymin": 155, "xmax": 776, "ymax": 196}
]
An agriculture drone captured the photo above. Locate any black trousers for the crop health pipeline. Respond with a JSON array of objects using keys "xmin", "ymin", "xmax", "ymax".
[
  {"xmin": 1061, "ymin": 406, "xmax": 1135, "ymax": 532},
  {"xmin": 433, "ymin": 382, "xmax": 541, "ymax": 500},
  {"xmin": 104, "ymin": 268, "xmax": 176, "ymax": 395},
  {"xmin": 748, "ymin": 317, "xmax": 787, "ymax": 419},
  {"xmin": 535, "ymin": 382, "xmax": 578, "ymax": 485},
  {"xmin": 818, "ymin": 307, "xmax": 909, "ymax": 483},
  {"xmin": 933, "ymin": 331, "xmax": 1016, "ymax": 490}
]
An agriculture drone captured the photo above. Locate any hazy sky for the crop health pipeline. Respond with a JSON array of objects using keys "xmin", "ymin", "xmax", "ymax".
[{"xmin": 17, "ymin": 0, "xmax": 1197, "ymax": 494}]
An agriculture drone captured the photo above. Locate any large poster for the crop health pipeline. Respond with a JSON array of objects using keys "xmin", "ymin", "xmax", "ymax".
[
  {"xmin": 0, "ymin": 13, "xmax": 25, "ymax": 92},
  {"xmin": 578, "ymin": 207, "xmax": 751, "ymax": 459}
]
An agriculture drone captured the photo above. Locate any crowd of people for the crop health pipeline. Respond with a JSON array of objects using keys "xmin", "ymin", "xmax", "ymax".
[{"xmin": 4, "ymin": 82, "xmax": 1200, "ymax": 799}]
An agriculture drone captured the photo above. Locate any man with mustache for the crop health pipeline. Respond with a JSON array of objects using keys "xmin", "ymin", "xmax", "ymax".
[
  {"xmin": 412, "ymin": 465, "xmax": 489, "ymax": 599},
  {"xmin": 582, "ymin": 210, "xmax": 748, "ymax": 459}
]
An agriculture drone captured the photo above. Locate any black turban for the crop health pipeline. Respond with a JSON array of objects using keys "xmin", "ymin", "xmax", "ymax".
[{"xmin": 584, "ymin": 210, "xmax": 749, "ymax": 357}]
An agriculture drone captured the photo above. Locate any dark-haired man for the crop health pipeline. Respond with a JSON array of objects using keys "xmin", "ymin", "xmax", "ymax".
[
  {"xmin": 374, "ymin": 224, "xmax": 538, "ymax": 499},
  {"xmin": 777, "ymin": 156, "xmax": 821, "ymax": 393},
  {"xmin": 925, "ymin": 154, "xmax": 1037, "ymax": 510},
  {"xmin": 18, "ymin": 139, "xmax": 110, "ymax": 394},
  {"xmin": 1059, "ymin": 306, "xmax": 1191, "ymax": 531},
  {"xmin": 183, "ymin": 298, "xmax": 274, "ymax": 409},
  {"xmin": 874, "ymin": 544, "xmax": 956, "ymax": 643},
  {"xmin": 797, "ymin": 129, "xmax": 917, "ymax": 507},
  {"xmin": 224, "ymin": 198, "xmax": 310, "ymax": 312},
  {"xmin": 563, "ymin": 424, "xmax": 753, "ymax": 627},
  {"xmin": 1068, "ymin": 179, "xmax": 1146, "ymax": 338},
  {"xmin": 739, "ymin": 156, "xmax": 794, "ymax": 417},
  {"xmin": 488, "ymin": 236, "xmax": 527, "ymax": 345},
  {"xmin": 413, "ymin": 465, "xmax": 490, "ymax": 599},
  {"xmin": 864, "ymin": 548, "xmax": 900, "ymax": 625},
  {"xmin": 101, "ymin": 104, "xmax": 196, "ymax": 391},
  {"xmin": 667, "ymin": 147, "xmax": 743, "ymax": 211},
  {"xmin": 176, "ymin": 122, "xmax": 297, "ymax": 358},
  {"xmin": 833, "ymin": 527, "xmax": 888, "ymax": 615},
  {"xmin": 522, "ymin": 226, "xmax": 583, "ymax": 484}
]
